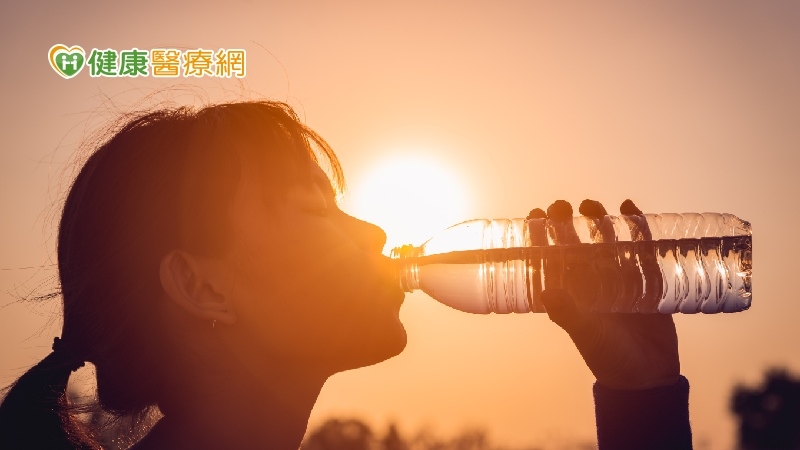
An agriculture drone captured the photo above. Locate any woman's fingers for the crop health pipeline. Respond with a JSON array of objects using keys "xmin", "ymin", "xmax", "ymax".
[
  {"xmin": 526, "ymin": 208, "xmax": 547, "ymax": 220},
  {"xmin": 533, "ymin": 198, "xmax": 648, "ymax": 244},
  {"xmin": 546, "ymin": 200, "xmax": 580, "ymax": 245},
  {"xmin": 619, "ymin": 199, "xmax": 643, "ymax": 216},
  {"xmin": 579, "ymin": 199, "xmax": 615, "ymax": 243},
  {"xmin": 579, "ymin": 199, "xmax": 608, "ymax": 219},
  {"xmin": 546, "ymin": 200, "xmax": 573, "ymax": 220},
  {"xmin": 619, "ymin": 199, "xmax": 652, "ymax": 241},
  {"xmin": 535, "ymin": 199, "xmax": 644, "ymax": 218}
]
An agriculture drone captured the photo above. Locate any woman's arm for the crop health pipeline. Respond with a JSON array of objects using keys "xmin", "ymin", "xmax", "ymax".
[{"xmin": 538, "ymin": 199, "xmax": 692, "ymax": 450}]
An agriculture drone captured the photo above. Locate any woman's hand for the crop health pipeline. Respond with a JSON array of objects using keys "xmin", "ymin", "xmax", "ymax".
[{"xmin": 534, "ymin": 199, "xmax": 680, "ymax": 390}]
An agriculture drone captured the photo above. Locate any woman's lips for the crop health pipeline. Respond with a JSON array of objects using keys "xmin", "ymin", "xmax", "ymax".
[{"xmin": 377, "ymin": 277, "xmax": 405, "ymax": 309}]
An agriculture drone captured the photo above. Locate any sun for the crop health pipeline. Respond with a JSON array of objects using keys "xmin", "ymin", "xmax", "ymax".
[{"xmin": 342, "ymin": 155, "xmax": 469, "ymax": 255}]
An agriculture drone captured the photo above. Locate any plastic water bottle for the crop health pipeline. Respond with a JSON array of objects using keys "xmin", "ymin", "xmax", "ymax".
[{"xmin": 391, "ymin": 213, "xmax": 752, "ymax": 314}]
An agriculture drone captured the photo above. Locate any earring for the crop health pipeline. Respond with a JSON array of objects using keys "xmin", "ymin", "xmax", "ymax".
[{"xmin": 212, "ymin": 319, "xmax": 217, "ymax": 329}]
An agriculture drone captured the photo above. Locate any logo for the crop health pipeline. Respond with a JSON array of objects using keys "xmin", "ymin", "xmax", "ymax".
[
  {"xmin": 48, "ymin": 45, "xmax": 246, "ymax": 79},
  {"xmin": 49, "ymin": 45, "xmax": 86, "ymax": 79}
]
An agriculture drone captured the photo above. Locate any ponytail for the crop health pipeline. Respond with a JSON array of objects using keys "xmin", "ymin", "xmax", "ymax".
[{"xmin": 0, "ymin": 338, "xmax": 98, "ymax": 449}]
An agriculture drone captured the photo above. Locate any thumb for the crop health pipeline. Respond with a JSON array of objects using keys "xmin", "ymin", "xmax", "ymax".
[{"xmin": 541, "ymin": 289, "xmax": 598, "ymax": 344}]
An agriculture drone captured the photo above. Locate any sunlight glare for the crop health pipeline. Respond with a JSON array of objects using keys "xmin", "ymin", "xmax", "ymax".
[{"xmin": 343, "ymin": 155, "xmax": 469, "ymax": 255}]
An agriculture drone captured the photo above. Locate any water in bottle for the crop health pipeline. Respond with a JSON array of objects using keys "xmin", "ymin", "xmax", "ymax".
[{"xmin": 391, "ymin": 213, "xmax": 752, "ymax": 315}]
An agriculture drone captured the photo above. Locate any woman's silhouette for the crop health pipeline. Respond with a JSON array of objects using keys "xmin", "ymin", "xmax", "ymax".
[{"xmin": 0, "ymin": 101, "xmax": 692, "ymax": 449}]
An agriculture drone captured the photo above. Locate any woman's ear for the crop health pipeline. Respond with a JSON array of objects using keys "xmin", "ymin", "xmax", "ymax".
[{"xmin": 159, "ymin": 250, "xmax": 238, "ymax": 325}]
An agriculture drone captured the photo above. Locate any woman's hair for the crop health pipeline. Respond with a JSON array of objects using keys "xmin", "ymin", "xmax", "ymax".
[{"xmin": 0, "ymin": 100, "xmax": 344, "ymax": 449}]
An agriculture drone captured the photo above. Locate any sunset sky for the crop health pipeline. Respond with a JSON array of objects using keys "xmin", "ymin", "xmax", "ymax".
[{"xmin": 2, "ymin": 2, "xmax": 799, "ymax": 448}]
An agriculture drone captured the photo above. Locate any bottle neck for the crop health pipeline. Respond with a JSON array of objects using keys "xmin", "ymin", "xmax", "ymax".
[{"xmin": 390, "ymin": 245, "xmax": 421, "ymax": 293}]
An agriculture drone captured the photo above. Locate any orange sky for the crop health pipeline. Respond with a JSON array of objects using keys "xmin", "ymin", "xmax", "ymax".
[{"xmin": 2, "ymin": 2, "xmax": 799, "ymax": 448}]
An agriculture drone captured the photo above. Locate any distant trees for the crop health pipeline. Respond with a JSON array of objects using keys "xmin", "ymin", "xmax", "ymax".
[
  {"xmin": 300, "ymin": 418, "xmax": 378, "ymax": 450},
  {"xmin": 299, "ymin": 418, "xmax": 593, "ymax": 450},
  {"xmin": 731, "ymin": 368, "xmax": 800, "ymax": 450},
  {"xmin": 300, "ymin": 418, "xmax": 495, "ymax": 450}
]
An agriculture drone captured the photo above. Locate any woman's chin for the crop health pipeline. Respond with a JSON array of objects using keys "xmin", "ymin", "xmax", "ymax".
[
  {"xmin": 383, "ymin": 323, "xmax": 408, "ymax": 360},
  {"xmin": 380, "ymin": 309, "xmax": 408, "ymax": 358},
  {"xmin": 340, "ymin": 323, "xmax": 408, "ymax": 372}
]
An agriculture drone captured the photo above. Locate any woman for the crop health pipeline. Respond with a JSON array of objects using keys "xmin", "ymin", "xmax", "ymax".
[{"xmin": 0, "ymin": 101, "xmax": 691, "ymax": 449}]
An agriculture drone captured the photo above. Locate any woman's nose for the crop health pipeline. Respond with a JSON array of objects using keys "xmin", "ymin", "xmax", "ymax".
[{"xmin": 344, "ymin": 214, "xmax": 387, "ymax": 253}]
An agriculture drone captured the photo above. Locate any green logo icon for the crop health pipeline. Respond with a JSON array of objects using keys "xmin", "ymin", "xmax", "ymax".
[{"xmin": 49, "ymin": 45, "xmax": 86, "ymax": 79}]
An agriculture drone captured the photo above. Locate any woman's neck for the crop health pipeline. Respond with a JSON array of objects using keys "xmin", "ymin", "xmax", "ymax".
[{"xmin": 152, "ymin": 355, "xmax": 328, "ymax": 449}]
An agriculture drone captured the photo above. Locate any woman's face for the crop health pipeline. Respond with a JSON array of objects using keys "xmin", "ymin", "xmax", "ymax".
[{"xmin": 218, "ymin": 159, "xmax": 406, "ymax": 373}]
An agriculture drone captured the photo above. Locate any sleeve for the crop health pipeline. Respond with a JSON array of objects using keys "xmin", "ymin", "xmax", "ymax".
[{"xmin": 593, "ymin": 375, "xmax": 693, "ymax": 450}]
